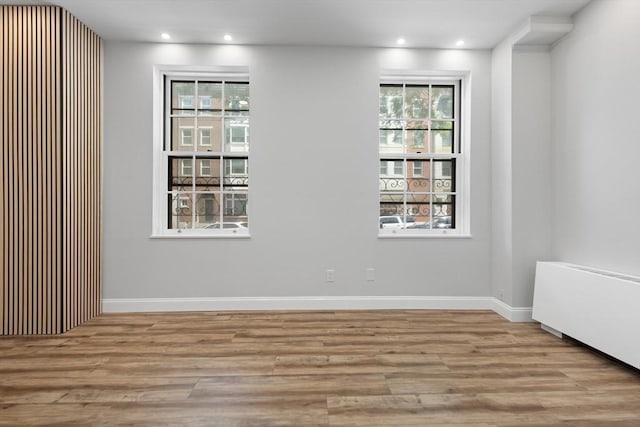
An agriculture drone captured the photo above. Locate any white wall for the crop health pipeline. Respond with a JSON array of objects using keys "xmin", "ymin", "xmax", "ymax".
[
  {"xmin": 551, "ymin": 0, "xmax": 640, "ymax": 276},
  {"xmin": 103, "ymin": 43, "xmax": 492, "ymax": 302},
  {"xmin": 490, "ymin": 24, "xmax": 555, "ymax": 310},
  {"xmin": 512, "ymin": 48, "xmax": 552, "ymax": 307},
  {"xmin": 490, "ymin": 39, "xmax": 514, "ymax": 306}
]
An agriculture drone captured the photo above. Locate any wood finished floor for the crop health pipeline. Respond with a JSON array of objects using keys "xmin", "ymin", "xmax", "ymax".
[{"xmin": 1, "ymin": 310, "xmax": 639, "ymax": 426}]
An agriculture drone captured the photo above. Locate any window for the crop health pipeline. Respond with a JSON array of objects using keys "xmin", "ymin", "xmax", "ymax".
[
  {"xmin": 179, "ymin": 95, "xmax": 193, "ymax": 109},
  {"xmin": 153, "ymin": 69, "xmax": 250, "ymax": 236},
  {"xmin": 179, "ymin": 197, "xmax": 189, "ymax": 209},
  {"xmin": 199, "ymin": 127, "xmax": 212, "ymax": 147},
  {"xmin": 380, "ymin": 160, "xmax": 403, "ymax": 177},
  {"xmin": 224, "ymin": 193, "xmax": 248, "ymax": 217},
  {"xmin": 180, "ymin": 127, "xmax": 193, "ymax": 146},
  {"xmin": 379, "ymin": 78, "xmax": 466, "ymax": 235},
  {"xmin": 200, "ymin": 159, "xmax": 212, "ymax": 177},
  {"xmin": 413, "ymin": 161, "xmax": 424, "ymax": 177},
  {"xmin": 199, "ymin": 96, "xmax": 211, "ymax": 109},
  {"xmin": 181, "ymin": 158, "xmax": 193, "ymax": 176},
  {"xmin": 227, "ymin": 123, "xmax": 249, "ymax": 152},
  {"xmin": 225, "ymin": 158, "xmax": 248, "ymax": 176}
]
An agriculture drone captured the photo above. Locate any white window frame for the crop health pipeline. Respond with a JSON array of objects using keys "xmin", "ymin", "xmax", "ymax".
[
  {"xmin": 152, "ymin": 65, "xmax": 250, "ymax": 238},
  {"xmin": 378, "ymin": 72, "xmax": 470, "ymax": 238}
]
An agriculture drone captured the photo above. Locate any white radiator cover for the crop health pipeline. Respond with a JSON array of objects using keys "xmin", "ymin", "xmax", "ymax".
[{"xmin": 533, "ymin": 261, "xmax": 640, "ymax": 369}]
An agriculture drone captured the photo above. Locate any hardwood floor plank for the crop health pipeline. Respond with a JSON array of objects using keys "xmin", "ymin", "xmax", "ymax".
[{"xmin": 1, "ymin": 309, "xmax": 639, "ymax": 425}]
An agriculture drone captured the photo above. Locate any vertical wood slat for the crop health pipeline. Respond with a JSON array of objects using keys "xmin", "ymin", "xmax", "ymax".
[
  {"xmin": 1, "ymin": 7, "xmax": 5, "ymax": 333},
  {"xmin": 1, "ymin": 6, "xmax": 102, "ymax": 335},
  {"xmin": 61, "ymin": 9, "xmax": 102, "ymax": 332}
]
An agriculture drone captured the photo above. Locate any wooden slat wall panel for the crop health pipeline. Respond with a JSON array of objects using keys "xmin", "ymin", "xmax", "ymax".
[
  {"xmin": 61, "ymin": 10, "xmax": 102, "ymax": 331},
  {"xmin": 0, "ymin": 6, "xmax": 102, "ymax": 335}
]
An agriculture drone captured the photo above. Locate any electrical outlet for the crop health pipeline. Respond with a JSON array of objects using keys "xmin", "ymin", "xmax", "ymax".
[
  {"xmin": 326, "ymin": 269, "xmax": 335, "ymax": 282},
  {"xmin": 498, "ymin": 289, "xmax": 504, "ymax": 301},
  {"xmin": 366, "ymin": 268, "xmax": 375, "ymax": 282}
]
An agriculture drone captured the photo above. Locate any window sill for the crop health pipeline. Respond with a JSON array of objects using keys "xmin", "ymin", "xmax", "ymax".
[
  {"xmin": 378, "ymin": 232, "xmax": 472, "ymax": 239},
  {"xmin": 150, "ymin": 233, "xmax": 251, "ymax": 239}
]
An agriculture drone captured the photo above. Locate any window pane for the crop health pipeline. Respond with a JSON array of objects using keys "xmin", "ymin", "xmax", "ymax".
[
  {"xmin": 195, "ymin": 157, "xmax": 220, "ymax": 191},
  {"xmin": 199, "ymin": 127, "xmax": 212, "ymax": 148},
  {"xmin": 379, "ymin": 161, "xmax": 405, "ymax": 191},
  {"xmin": 196, "ymin": 193, "xmax": 220, "ymax": 227},
  {"xmin": 181, "ymin": 158, "xmax": 193, "ymax": 177},
  {"xmin": 172, "ymin": 81, "xmax": 195, "ymax": 112},
  {"xmin": 223, "ymin": 192, "xmax": 248, "ymax": 218},
  {"xmin": 407, "ymin": 160, "xmax": 430, "ymax": 193},
  {"xmin": 433, "ymin": 195, "xmax": 455, "ymax": 228},
  {"xmin": 169, "ymin": 192, "xmax": 193, "ymax": 229},
  {"xmin": 432, "ymin": 129, "xmax": 453, "ymax": 154},
  {"xmin": 405, "ymin": 85, "xmax": 429, "ymax": 119},
  {"xmin": 434, "ymin": 159, "xmax": 455, "ymax": 192},
  {"xmin": 197, "ymin": 118, "xmax": 222, "ymax": 151},
  {"xmin": 406, "ymin": 193, "xmax": 431, "ymax": 225},
  {"xmin": 224, "ymin": 158, "xmax": 249, "ymax": 187},
  {"xmin": 380, "ymin": 177, "xmax": 406, "ymax": 191},
  {"xmin": 225, "ymin": 83, "xmax": 249, "ymax": 113},
  {"xmin": 379, "ymin": 128, "xmax": 403, "ymax": 154},
  {"xmin": 198, "ymin": 82, "xmax": 222, "ymax": 112},
  {"xmin": 198, "ymin": 158, "xmax": 212, "ymax": 177},
  {"xmin": 171, "ymin": 117, "xmax": 195, "ymax": 151},
  {"xmin": 379, "ymin": 193, "xmax": 404, "ymax": 217},
  {"xmin": 405, "ymin": 130, "xmax": 427, "ymax": 154},
  {"xmin": 169, "ymin": 157, "xmax": 193, "ymax": 191},
  {"xmin": 380, "ymin": 85, "xmax": 403, "ymax": 118},
  {"xmin": 432, "ymin": 86, "xmax": 454, "ymax": 119},
  {"xmin": 406, "ymin": 120, "xmax": 429, "ymax": 130},
  {"xmin": 181, "ymin": 128, "xmax": 193, "ymax": 146},
  {"xmin": 225, "ymin": 118, "xmax": 249, "ymax": 152}
]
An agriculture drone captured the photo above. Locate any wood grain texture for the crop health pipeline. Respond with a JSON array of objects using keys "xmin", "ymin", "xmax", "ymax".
[
  {"xmin": 0, "ymin": 310, "xmax": 638, "ymax": 425},
  {"xmin": 0, "ymin": 6, "xmax": 102, "ymax": 335}
]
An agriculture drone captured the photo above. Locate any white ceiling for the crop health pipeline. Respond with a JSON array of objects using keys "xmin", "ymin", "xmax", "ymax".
[{"xmin": 9, "ymin": 0, "xmax": 591, "ymax": 49}]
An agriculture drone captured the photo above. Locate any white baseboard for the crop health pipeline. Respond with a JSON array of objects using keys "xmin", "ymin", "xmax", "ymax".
[
  {"xmin": 491, "ymin": 298, "xmax": 534, "ymax": 322},
  {"xmin": 102, "ymin": 296, "xmax": 494, "ymax": 313},
  {"xmin": 102, "ymin": 296, "xmax": 534, "ymax": 322}
]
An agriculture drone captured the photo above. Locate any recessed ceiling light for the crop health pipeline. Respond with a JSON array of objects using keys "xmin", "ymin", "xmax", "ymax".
[
  {"xmin": 224, "ymin": 34, "xmax": 233, "ymax": 42},
  {"xmin": 456, "ymin": 39, "xmax": 465, "ymax": 47},
  {"xmin": 161, "ymin": 33, "xmax": 171, "ymax": 40},
  {"xmin": 396, "ymin": 37, "xmax": 406, "ymax": 45}
]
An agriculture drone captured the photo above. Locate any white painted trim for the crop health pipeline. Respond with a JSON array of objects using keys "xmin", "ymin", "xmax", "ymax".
[
  {"xmin": 491, "ymin": 298, "xmax": 534, "ymax": 322},
  {"xmin": 102, "ymin": 296, "xmax": 534, "ymax": 323},
  {"xmin": 151, "ymin": 65, "xmax": 250, "ymax": 237},
  {"xmin": 103, "ymin": 296, "xmax": 493, "ymax": 313}
]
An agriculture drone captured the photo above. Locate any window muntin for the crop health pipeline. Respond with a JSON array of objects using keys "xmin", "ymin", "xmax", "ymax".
[
  {"xmin": 162, "ymin": 77, "xmax": 249, "ymax": 235},
  {"xmin": 379, "ymin": 80, "xmax": 461, "ymax": 235}
]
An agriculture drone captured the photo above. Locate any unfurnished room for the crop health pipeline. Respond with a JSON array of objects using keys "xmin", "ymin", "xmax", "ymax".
[{"xmin": 1, "ymin": 0, "xmax": 639, "ymax": 425}]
